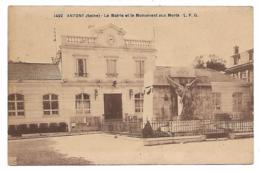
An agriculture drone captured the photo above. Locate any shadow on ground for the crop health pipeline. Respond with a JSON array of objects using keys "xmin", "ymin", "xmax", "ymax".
[{"xmin": 8, "ymin": 139, "xmax": 92, "ymax": 165}]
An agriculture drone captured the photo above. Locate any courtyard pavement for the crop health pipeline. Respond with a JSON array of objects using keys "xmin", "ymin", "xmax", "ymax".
[{"xmin": 9, "ymin": 133, "xmax": 253, "ymax": 165}]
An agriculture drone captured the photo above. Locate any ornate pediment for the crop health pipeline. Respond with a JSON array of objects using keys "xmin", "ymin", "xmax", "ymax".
[
  {"xmin": 95, "ymin": 24, "xmax": 126, "ymax": 48},
  {"xmin": 95, "ymin": 24, "xmax": 126, "ymax": 36}
]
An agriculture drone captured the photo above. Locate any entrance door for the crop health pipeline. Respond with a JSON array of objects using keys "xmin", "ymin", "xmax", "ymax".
[{"xmin": 104, "ymin": 94, "xmax": 122, "ymax": 120}]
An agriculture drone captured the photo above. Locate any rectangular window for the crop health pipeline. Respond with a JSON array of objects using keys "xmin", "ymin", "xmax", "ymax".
[
  {"xmin": 135, "ymin": 60, "xmax": 144, "ymax": 78},
  {"xmin": 233, "ymin": 92, "xmax": 243, "ymax": 112},
  {"xmin": 212, "ymin": 92, "xmax": 221, "ymax": 111},
  {"xmin": 197, "ymin": 86, "xmax": 212, "ymax": 113},
  {"xmin": 75, "ymin": 93, "xmax": 91, "ymax": 114},
  {"xmin": 43, "ymin": 94, "xmax": 59, "ymax": 115},
  {"xmin": 8, "ymin": 94, "xmax": 25, "ymax": 116},
  {"xmin": 75, "ymin": 58, "xmax": 87, "ymax": 77},
  {"xmin": 106, "ymin": 59, "xmax": 117, "ymax": 77},
  {"xmin": 135, "ymin": 93, "xmax": 144, "ymax": 113}
]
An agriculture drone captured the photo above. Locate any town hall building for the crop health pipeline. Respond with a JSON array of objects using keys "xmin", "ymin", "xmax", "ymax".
[{"xmin": 8, "ymin": 24, "xmax": 156, "ymax": 134}]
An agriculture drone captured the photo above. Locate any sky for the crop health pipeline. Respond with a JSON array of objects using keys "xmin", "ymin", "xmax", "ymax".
[{"xmin": 8, "ymin": 6, "xmax": 253, "ymax": 67}]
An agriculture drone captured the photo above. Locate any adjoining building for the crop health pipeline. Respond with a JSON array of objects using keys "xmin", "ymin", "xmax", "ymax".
[
  {"xmin": 8, "ymin": 24, "xmax": 157, "ymax": 134},
  {"xmin": 225, "ymin": 46, "xmax": 254, "ymax": 118},
  {"xmin": 225, "ymin": 46, "xmax": 253, "ymax": 83},
  {"xmin": 143, "ymin": 66, "xmax": 253, "ymax": 121}
]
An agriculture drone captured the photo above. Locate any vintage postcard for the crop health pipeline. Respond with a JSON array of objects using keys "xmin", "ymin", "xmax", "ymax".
[{"xmin": 8, "ymin": 6, "xmax": 253, "ymax": 165}]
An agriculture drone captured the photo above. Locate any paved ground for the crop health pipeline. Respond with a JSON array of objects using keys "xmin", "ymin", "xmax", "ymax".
[
  {"xmin": 9, "ymin": 134, "xmax": 253, "ymax": 165},
  {"xmin": 8, "ymin": 137, "xmax": 91, "ymax": 165}
]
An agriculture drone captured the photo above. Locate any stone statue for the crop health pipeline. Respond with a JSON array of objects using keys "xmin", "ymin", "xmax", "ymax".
[{"xmin": 167, "ymin": 76, "xmax": 198, "ymax": 120}]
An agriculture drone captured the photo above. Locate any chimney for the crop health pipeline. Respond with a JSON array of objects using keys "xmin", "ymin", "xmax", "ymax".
[
  {"xmin": 233, "ymin": 45, "xmax": 240, "ymax": 65},
  {"xmin": 234, "ymin": 45, "xmax": 239, "ymax": 55}
]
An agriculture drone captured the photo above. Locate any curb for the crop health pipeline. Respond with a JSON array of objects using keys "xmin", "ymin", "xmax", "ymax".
[
  {"xmin": 143, "ymin": 132, "xmax": 254, "ymax": 146},
  {"xmin": 143, "ymin": 135, "xmax": 206, "ymax": 146}
]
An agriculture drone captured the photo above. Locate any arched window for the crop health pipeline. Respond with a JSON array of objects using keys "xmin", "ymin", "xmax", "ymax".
[
  {"xmin": 43, "ymin": 94, "xmax": 59, "ymax": 115},
  {"xmin": 135, "ymin": 93, "xmax": 144, "ymax": 113},
  {"xmin": 8, "ymin": 94, "xmax": 25, "ymax": 116},
  {"xmin": 75, "ymin": 93, "xmax": 90, "ymax": 114}
]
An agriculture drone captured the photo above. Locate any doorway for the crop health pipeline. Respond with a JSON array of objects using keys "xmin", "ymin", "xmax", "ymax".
[{"xmin": 104, "ymin": 94, "xmax": 122, "ymax": 120}]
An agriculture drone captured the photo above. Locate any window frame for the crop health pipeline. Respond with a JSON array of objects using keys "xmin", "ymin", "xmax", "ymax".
[
  {"xmin": 75, "ymin": 93, "xmax": 91, "ymax": 115},
  {"xmin": 8, "ymin": 94, "xmax": 25, "ymax": 117},
  {"xmin": 212, "ymin": 92, "xmax": 221, "ymax": 111},
  {"xmin": 232, "ymin": 92, "xmax": 243, "ymax": 112},
  {"xmin": 43, "ymin": 94, "xmax": 59, "ymax": 116},
  {"xmin": 105, "ymin": 56, "xmax": 118, "ymax": 77},
  {"xmin": 134, "ymin": 93, "xmax": 144, "ymax": 113},
  {"xmin": 135, "ymin": 60, "xmax": 145, "ymax": 78},
  {"xmin": 74, "ymin": 55, "xmax": 88, "ymax": 77}
]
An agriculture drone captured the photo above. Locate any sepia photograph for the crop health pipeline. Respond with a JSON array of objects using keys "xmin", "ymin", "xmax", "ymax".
[{"xmin": 8, "ymin": 6, "xmax": 253, "ymax": 165}]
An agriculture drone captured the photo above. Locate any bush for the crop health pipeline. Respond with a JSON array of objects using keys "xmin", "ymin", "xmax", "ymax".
[
  {"xmin": 49, "ymin": 123, "xmax": 59, "ymax": 132},
  {"xmin": 59, "ymin": 122, "xmax": 68, "ymax": 132},
  {"xmin": 8, "ymin": 125, "xmax": 17, "ymax": 136},
  {"xmin": 28, "ymin": 124, "xmax": 38, "ymax": 133},
  {"xmin": 142, "ymin": 121, "xmax": 154, "ymax": 138},
  {"xmin": 39, "ymin": 123, "xmax": 49, "ymax": 133},
  {"xmin": 17, "ymin": 124, "xmax": 28, "ymax": 134}
]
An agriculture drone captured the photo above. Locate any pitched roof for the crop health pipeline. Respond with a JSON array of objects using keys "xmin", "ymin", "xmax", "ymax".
[
  {"xmin": 153, "ymin": 66, "xmax": 247, "ymax": 86},
  {"xmin": 8, "ymin": 62, "xmax": 62, "ymax": 80},
  {"xmin": 194, "ymin": 68, "xmax": 244, "ymax": 82}
]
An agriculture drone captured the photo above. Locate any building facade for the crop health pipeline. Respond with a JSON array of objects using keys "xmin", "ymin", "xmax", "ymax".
[
  {"xmin": 225, "ymin": 46, "xmax": 253, "ymax": 83},
  {"xmin": 143, "ymin": 66, "xmax": 253, "ymax": 121},
  {"xmin": 8, "ymin": 24, "xmax": 157, "ymax": 133}
]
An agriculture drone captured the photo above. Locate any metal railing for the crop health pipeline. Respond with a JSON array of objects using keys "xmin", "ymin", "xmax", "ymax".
[
  {"xmin": 101, "ymin": 119, "xmax": 143, "ymax": 137},
  {"xmin": 9, "ymin": 117, "xmax": 253, "ymax": 138},
  {"xmin": 150, "ymin": 119, "xmax": 253, "ymax": 135},
  {"xmin": 101, "ymin": 118, "xmax": 253, "ymax": 138}
]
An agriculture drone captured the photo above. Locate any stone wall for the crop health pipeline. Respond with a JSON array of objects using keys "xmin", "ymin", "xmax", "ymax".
[{"xmin": 152, "ymin": 86, "xmax": 178, "ymax": 120}]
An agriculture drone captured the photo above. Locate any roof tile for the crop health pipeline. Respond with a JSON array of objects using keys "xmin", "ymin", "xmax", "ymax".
[{"xmin": 8, "ymin": 62, "xmax": 62, "ymax": 80}]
